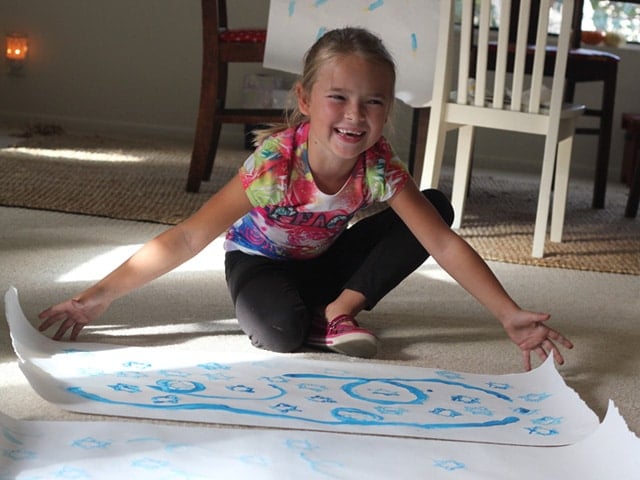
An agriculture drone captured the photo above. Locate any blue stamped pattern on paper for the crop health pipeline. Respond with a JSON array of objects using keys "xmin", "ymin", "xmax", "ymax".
[{"xmin": 63, "ymin": 369, "xmax": 535, "ymax": 432}]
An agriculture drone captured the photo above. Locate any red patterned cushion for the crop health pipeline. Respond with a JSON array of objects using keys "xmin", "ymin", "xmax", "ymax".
[{"xmin": 219, "ymin": 29, "xmax": 267, "ymax": 43}]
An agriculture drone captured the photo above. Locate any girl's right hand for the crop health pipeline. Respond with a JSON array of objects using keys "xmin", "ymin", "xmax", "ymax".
[{"xmin": 38, "ymin": 294, "xmax": 110, "ymax": 341}]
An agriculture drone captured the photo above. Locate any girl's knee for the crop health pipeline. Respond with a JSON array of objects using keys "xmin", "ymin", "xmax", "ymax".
[
  {"xmin": 240, "ymin": 310, "xmax": 309, "ymax": 353},
  {"xmin": 252, "ymin": 328, "xmax": 306, "ymax": 353},
  {"xmin": 422, "ymin": 189, "xmax": 454, "ymax": 227}
]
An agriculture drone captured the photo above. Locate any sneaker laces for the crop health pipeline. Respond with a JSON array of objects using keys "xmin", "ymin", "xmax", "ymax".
[{"xmin": 326, "ymin": 315, "xmax": 360, "ymax": 334}]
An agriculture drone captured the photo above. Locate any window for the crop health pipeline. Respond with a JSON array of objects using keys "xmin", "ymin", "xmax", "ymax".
[
  {"xmin": 582, "ymin": 1, "xmax": 640, "ymax": 43},
  {"xmin": 462, "ymin": 1, "xmax": 640, "ymax": 44}
]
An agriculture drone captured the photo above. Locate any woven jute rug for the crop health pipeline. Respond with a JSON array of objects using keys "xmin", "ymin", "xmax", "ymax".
[{"xmin": 1, "ymin": 132, "xmax": 638, "ymax": 275}]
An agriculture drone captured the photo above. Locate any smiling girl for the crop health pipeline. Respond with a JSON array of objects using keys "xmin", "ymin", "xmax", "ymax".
[{"xmin": 38, "ymin": 27, "xmax": 572, "ymax": 370}]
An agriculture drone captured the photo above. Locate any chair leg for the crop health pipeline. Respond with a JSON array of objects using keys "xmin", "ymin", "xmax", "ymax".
[
  {"xmin": 550, "ymin": 134, "xmax": 573, "ymax": 242},
  {"xmin": 418, "ymin": 117, "xmax": 448, "ymax": 190},
  {"xmin": 203, "ymin": 122, "xmax": 223, "ymax": 181},
  {"xmin": 187, "ymin": 52, "xmax": 221, "ymax": 193},
  {"xmin": 187, "ymin": 91, "xmax": 216, "ymax": 192},
  {"xmin": 532, "ymin": 138, "xmax": 559, "ymax": 258},
  {"xmin": 450, "ymin": 125, "xmax": 475, "ymax": 229},
  {"xmin": 591, "ymin": 66, "xmax": 617, "ymax": 209},
  {"xmin": 187, "ymin": 126, "xmax": 211, "ymax": 193},
  {"xmin": 625, "ymin": 158, "xmax": 640, "ymax": 218},
  {"xmin": 408, "ymin": 107, "xmax": 430, "ymax": 175}
]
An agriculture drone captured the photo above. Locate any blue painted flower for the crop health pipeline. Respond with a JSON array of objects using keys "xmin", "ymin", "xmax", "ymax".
[
  {"xmin": 271, "ymin": 403, "xmax": 301, "ymax": 414},
  {"xmin": 72, "ymin": 437, "xmax": 112, "ymax": 449},
  {"xmin": 434, "ymin": 459, "xmax": 465, "ymax": 471},
  {"xmin": 108, "ymin": 383, "xmax": 141, "ymax": 393},
  {"xmin": 519, "ymin": 392, "xmax": 552, "ymax": 402},
  {"xmin": 430, "ymin": 407, "xmax": 462, "ymax": 418}
]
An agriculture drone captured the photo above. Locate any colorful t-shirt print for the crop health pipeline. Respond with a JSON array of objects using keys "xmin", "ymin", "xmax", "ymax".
[{"xmin": 224, "ymin": 122, "xmax": 410, "ymax": 260}]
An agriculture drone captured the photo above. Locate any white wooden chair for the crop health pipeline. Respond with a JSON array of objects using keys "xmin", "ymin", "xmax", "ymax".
[{"xmin": 414, "ymin": 0, "xmax": 584, "ymax": 258}]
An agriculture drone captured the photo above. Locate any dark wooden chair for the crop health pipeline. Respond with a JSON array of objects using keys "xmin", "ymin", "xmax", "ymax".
[
  {"xmin": 487, "ymin": 0, "xmax": 620, "ymax": 209},
  {"xmin": 622, "ymin": 113, "xmax": 640, "ymax": 218},
  {"xmin": 187, "ymin": 0, "xmax": 285, "ymax": 193}
]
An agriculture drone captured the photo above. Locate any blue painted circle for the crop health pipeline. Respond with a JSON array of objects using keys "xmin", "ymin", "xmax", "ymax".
[{"xmin": 342, "ymin": 379, "xmax": 428, "ymax": 405}]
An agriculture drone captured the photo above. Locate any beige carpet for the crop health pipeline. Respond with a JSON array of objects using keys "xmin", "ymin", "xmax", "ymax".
[{"xmin": 1, "ymin": 132, "xmax": 638, "ymax": 275}]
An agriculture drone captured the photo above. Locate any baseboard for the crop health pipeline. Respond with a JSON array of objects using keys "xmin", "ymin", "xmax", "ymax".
[{"xmin": 0, "ymin": 111, "xmax": 196, "ymax": 141}]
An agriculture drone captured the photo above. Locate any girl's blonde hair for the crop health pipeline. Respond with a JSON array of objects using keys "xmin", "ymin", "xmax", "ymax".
[{"xmin": 252, "ymin": 27, "xmax": 396, "ymax": 145}]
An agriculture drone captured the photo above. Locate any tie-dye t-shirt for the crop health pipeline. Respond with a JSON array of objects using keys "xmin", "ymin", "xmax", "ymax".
[{"xmin": 224, "ymin": 122, "xmax": 410, "ymax": 260}]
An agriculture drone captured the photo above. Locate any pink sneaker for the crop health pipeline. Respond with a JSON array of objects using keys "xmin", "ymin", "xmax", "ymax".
[{"xmin": 307, "ymin": 314, "xmax": 378, "ymax": 358}]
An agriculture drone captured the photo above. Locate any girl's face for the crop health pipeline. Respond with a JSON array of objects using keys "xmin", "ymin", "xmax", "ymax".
[{"xmin": 297, "ymin": 54, "xmax": 394, "ymax": 167}]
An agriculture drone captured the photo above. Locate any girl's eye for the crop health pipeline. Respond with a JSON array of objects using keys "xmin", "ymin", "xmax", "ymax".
[
  {"xmin": 328, "ymin": 94, "xmax": 346, "ymax": 101},
  {"xmin": 367, "ymin": 99, "xmax": 384, "ymax": 106}
]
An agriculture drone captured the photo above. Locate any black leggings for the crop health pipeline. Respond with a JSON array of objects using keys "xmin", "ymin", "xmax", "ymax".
[{"xmin": 224, "ymin": 189, "xmax": 454, "ymax": 353}]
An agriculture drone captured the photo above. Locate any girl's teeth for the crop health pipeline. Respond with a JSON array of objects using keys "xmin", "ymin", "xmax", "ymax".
[{"xmin": 337, "ymin": 129, "xmax": 363, "ymax": 137}]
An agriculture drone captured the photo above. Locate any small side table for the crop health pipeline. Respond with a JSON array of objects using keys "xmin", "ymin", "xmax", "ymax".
[{"xmin": 621, "ymin": 113, "xmax": 640, "ymax": 218}]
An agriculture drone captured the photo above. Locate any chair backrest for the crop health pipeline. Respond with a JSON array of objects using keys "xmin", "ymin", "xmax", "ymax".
[
  {"xmin": 451, "ymin": 0, "xmax": 575, "ymax": 117},
  {"xmin": 505, "ymin": 0, "xmax": 584, "ymax": 48}
]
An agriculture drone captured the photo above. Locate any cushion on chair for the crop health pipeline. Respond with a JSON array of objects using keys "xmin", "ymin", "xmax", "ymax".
[
  {"xmin": 219, "ymin": 29, "xmax": 267, "ymax": 43},
  {"xmin": 569, "ymin": 48, "xmax": 620, "ymax": 62}
]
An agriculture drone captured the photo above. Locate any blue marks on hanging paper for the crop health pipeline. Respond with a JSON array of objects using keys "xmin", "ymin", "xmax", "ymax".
[
  {"xmin": 410, "ymin": 32, "xmax": 418, "ymax": 53},
  {"xmin": 368, "ymin": 0, "xmax": 385, "ymax": 11},
  {"xmin": 316, "ymin": 27, "xmax": 327, "ymax": 40},
  {"xmin": 288, "ymin": 0, "xmax": 296, "ymax": 16}
]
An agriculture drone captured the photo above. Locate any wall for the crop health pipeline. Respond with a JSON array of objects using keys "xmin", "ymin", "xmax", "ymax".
[{"xmin": 1, "ymin": 0, "xmax": 638, "ymax": 182}]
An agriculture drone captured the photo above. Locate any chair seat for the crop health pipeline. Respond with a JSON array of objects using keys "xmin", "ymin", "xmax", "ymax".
[
  {"xmin": 445, "ymin": 102, "xmax": 584, "ymax": 135},
  {"xmin": 566, "ymin": 48, "xmax": 620, "ymax": 82},
  {"xmin": 569, "ymin": 47, "xmax": 620, "ymax": 62},
  {"xmin": 188, "ymin": 0, "xmax": 280, "ymax": 193},
  {"xmin": 485, "ymin": 43, "xmax": 620, "ymax": 76},
  {"xmin": 482, "ymin": 40, "xmax": 620, "ymax": 209},
  {"xmin": 219, "ymin": 29, "xmax": 267, "ymax": 43}
]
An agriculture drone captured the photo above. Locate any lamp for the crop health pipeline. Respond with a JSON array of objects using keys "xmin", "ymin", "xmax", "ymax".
[{"xmin": 5, "ymin": 33, "xmax": 28, "ymax": 73}]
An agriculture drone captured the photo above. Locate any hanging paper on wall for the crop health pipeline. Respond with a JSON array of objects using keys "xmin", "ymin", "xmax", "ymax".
[
  {"xmin": 263, "ymin": 0, "xmax": 440, "ymax": 107},
  {"xmin": 5, "ymin": 287, "xmax": 599, "ymax": 446}
]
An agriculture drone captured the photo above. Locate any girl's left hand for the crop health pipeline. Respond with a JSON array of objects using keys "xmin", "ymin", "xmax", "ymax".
[{"xmin": 501, "ymin": 311, "xmax": 574, "ymax": 371}]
